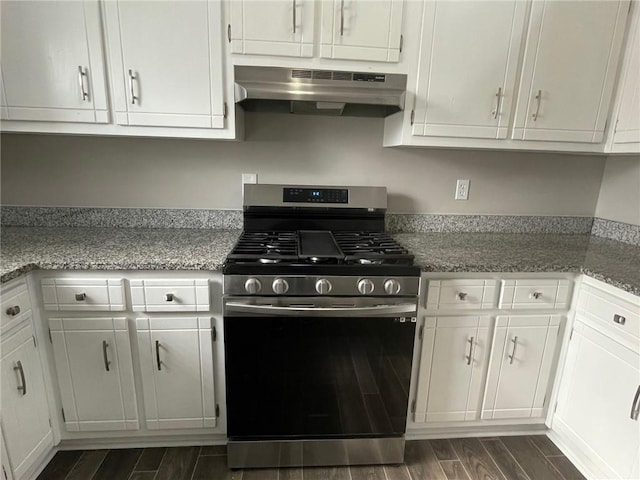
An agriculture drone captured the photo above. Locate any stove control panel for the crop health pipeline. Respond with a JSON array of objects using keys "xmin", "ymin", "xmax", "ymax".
[
  {"xmin": 283, "ymin": 187, "xmax": 348, "ymax": 204},
  {"xmin": 225, "ymin": 275, "xmax": 419, "ymax": 297}
]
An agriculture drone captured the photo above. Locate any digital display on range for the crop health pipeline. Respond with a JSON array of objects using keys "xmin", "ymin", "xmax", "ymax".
[{"xmin": 283, "ymin": 188, "xmax": 349, "ymax": 204}]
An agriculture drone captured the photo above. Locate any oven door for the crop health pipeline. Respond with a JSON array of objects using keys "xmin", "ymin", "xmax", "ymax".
[{"xmin": 223, "ymin": 296, "xmax": 417, "ymax": 443}]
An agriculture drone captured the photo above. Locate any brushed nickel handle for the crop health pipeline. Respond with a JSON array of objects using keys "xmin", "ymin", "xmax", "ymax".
[
  {"xmin": 14, "ymin": 360, "xmax": 26, "ymax": 395},
  {"xmin": 78, "ymin": 66, "xmax": 89, "ymax": 101},
  {"xmin": 128, "ymin": 69, "xmax": 138, "ymax": 105},
  {"xmin": 164, "ymin": 293, "xmax": 174, "ymax": 302},
  {"xmin": 292, "ymin": 0, "xmax": 296, "ymax": 33},
  {"xmin": 631, "ymin": 385, "xmax": 640, "ymax": 421},
  {"xmin": 458, "ymin": 292, "xmax": 468, "ymax": 301},
  {"xmin": 532, "ymin": 89, "xmax": 542, "ymax": 121},
  {"xmin": 227, "ymin": 24, "xmax": 231, "ymax": 43},
  {"xmin": 532, "ymin": 292, "xmax": 543, "ymax": 300},
  {"xmin": 340, "ymin": 0, "xmax": 344, "ymax": 36},
  {"xmin": 492, "ymin": 87, "xmax": 502, "ymax": 119},
  {"xmin": 75, "ymin": 292, "xmax": 86, "ymax": 301},
  {"xmin": 155, "ymin": 340, "xmax": 162, "ymax": 371},
  {"xmin": 466, "ymin": 337, "xmax": 474, "ymax": 365},
  {"xmin": 6, "ymin": 305, "xmax": 21, "ymax": 316},
  {"xmin": 508, "ymin": 336, "xmax": 518, "ymax": 364},
  {"xmin": 614, "ymin": 314, "xmax": 626, "ymax": 325},
  {"xmin": 102, "ymin": 340, "xmax": 111, "ymax": 372}
]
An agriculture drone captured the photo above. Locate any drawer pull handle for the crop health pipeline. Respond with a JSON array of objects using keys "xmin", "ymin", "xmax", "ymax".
[
  {"xmin": 631, "ymin": 385, "xmax": 640, "ymax": 421},
  {"xmin": 6, "ymin": 305, "xmax": 21, "ymax": 316},
  {"xmin": 614, "ymin": 314, "xmax": 626, "ymax": 325},
  {"xmin": 75, "ymin": 293, "xmax": 87, "ymax": 301},
  {"xmin": 532, "ymin": 292, "xmax": 543, "ymax": 300},
  {"xmin": 102, "ymin": 341, "xmax": 111, "ymax": 372},
  {"xmin": 508, "ymin": 336, "xmax": 518, "ymax": 364},
  {"xmin": 14, "ymin": 360, "xmax": 26, "ymax": 395},
  {"xmin": 458, "ymin": 292, "xmax": 468, "ymax": 301},
  {"xmin": 164, "ymin": 293, "xmax": 174, "ymax": 302},
  {"xmin": 466, "ymin": 337, "xmax": 474, "ymax": 365},
  {"xmin": 155, "ymin": 340, "xmax": 162, "ymax": 371}
]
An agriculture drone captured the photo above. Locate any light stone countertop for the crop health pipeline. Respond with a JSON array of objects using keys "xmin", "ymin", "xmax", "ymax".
[{"xmin": 1, "ymin": 227, "xmax": 638, "ymax": 296}]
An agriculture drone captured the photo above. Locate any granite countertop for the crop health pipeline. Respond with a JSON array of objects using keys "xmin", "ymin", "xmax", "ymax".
[{"xmin": 1, "ymin": 227, "xmax": 639, "ymax": 296}]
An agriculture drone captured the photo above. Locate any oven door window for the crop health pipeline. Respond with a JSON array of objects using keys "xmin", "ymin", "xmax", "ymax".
[{"xmin": 224, "ymin": 316, "xmax": 415, "ymax": 440}]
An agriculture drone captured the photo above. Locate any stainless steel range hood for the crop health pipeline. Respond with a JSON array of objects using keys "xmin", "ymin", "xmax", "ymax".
[{"xmin": 234, "ymin": 66, "xmax": 407, "ymax": 117}]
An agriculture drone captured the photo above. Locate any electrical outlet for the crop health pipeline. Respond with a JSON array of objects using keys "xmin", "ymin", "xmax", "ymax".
[
  {"xmin": 455, "ymin": 179, "xmax": 470, "ymax": 200},
  {"xmin": 242, "ymin": 173, "xmax": 257, "ymax": 185}
]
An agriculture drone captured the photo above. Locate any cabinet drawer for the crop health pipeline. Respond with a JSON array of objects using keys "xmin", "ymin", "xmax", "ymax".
[
  {"xmin": 131, "ymin": 279, "xmax": 210, "ymax": 312},
  {"xmin": 42, "ymin": 278, "xmax": 125, "ymax": 311},
  {"xmin": 1, "ymin": 282, "xmax": 32, "ymax": 334},
  {"xmin": 499, "ymin": 279, "xmax": 571, "ymax": 310},
  {"xmin": 426, "ymin": 280, "xmax": 498, "ymax": 310},
  {"xmin": 577, "ymin": 280, "xmax": 639, "ymax": 347}
]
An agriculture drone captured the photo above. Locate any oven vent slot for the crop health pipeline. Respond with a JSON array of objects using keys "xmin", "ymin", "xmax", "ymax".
[{"xmin": 291, "ymin": 69, "xmax": 312, "ymax": 79}]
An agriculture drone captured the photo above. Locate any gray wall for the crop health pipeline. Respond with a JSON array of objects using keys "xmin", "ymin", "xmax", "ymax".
[
  {"xmin": 1, "ymin": 113, "xmax": 607, "ymax": 215},
  {"xmin": 595, "ymin": 155, "xmax": 640, "ymax": 225}
]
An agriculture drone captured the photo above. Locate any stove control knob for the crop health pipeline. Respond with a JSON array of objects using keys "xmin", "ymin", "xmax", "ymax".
[
  {"xmin": 315, "ymin": 278, "xmax": 332, "ymax": 295},
  {"xmin": 357, "ymin": 278, "xmax": 375, "ymax": 295},
  {"xmin": 244, "ymin": 278, "xmax": 262, "ymax": 294},
  {"xmin": 272, "ymin": 278, "xmax": 290, "ymax": 295},
  {"xmin": 384, "ymin": 279, "xmax": 401, "ymax": 295}
]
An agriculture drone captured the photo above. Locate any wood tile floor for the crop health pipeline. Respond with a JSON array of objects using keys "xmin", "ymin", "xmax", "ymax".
[{"xmin": 37, "ymin": 435, "xmax": 586, "ymax": 480}]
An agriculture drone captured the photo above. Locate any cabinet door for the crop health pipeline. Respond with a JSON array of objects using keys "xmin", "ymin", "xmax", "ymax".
[
  {"xmin": 137, "ymin": 317, "xmax": 217, "ymax": 430},
  {"xmin": 229, "ymin": 0, "xmax": 315, "ymax": 57},
  {"xmin": 103, "ymin": 0, "xmax": 226, "ymax": 129},
  {"xmin": 49, "ymin": 318, "xmax": 138, "ymax": 432},
  {"xmin": 483, "ymin": 315, "xmax": 560, "ymax": 420},
  {"xmin": 414, "ymin": 316, "xmax": 491, "ymax": 423},
  {"xmin": 513, "ymin": 0, "xmax": 629, "ymax": 143},
  {"xmin": 612, "ymin": 11, "xmax": 640, "ymax": 146},
  {"xmin": 0, "ymin": 0, "xmax": 108, "ymax": 123},
  {"xmin": 1, "ymin": 429, "xmax": 13, "ymax": 480},
  {"xmin": 319, "ymin": 0, "xmax": 403, "ymax": 62},
  {"xmin": 1, "ymin": 325, "xmax": 52, "ymax": 480},
  {"xmin": 413, "ymin": 1, "xmax": 527, "ymax": 139},
  {"xmin": 554, "ymin": 320, "xmax": 640, "ymax": 479}
]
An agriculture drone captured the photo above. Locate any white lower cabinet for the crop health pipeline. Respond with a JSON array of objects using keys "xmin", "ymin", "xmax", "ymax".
[
  {"xmin": 49, "ymin": 317, "xmax": 138, "ymax": 432},
  {"xmin": 136, "ymin": 317, "xmax": 217, "ymax": 430},
  {"xmin": 552, "ymin": 278, "xmax": 640, "ymax": 480},
  {"xmin": 414, "ymin": 316, "xmax": 491, "ymax": 423},
  {"xmin": 482, "ymin": 315, "xmax": 560, "ymax": 420},
  {"xmin": 1, "ymin": 323, "xmax": 52, "ymax": 480}
]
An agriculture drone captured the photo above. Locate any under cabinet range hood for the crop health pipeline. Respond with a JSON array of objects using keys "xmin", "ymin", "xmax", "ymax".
[{"xmin": 234, "ymin": 66, "xmax": 407, "ymax": 117}]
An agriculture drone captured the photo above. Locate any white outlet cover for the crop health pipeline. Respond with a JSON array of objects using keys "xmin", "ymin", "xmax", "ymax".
[
  {"xmin": 455, "ymin": 179, "xmax": 470, "ymax": 200},
  {"xmin": 242, "ymin": 173, "xmax": 258, "ymax": 184}
]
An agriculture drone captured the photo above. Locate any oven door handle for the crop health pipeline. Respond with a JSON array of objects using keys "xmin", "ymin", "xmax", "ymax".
[{"xmin": 224, "ymin": 302, "xmax": 417, "ymax": 317}]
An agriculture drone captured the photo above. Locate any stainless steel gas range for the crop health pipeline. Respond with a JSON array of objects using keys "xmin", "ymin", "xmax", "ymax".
[{"xmin": 222, "ymin": 184, "xmax": 420, "ymax": 469}]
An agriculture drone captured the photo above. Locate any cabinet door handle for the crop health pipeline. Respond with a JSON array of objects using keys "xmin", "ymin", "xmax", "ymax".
[
  {"xmin": 492, "ymin": 87, "xmax": 502, "ymax": 119},
  {"xmin": 128, "ymin": 69, "xmax": 138, "ymax": 105},
  {"xmin": 532, "ymin": 292, "xmax": 543, "ymax": 300},
  {"xmin": 164, "ymin": 293, "xmax": 174, "ymax": 302},
  {"xmin": 292, "ymin": 0, "xmax": 296, "ymax": 33},
  {"xmin": 155, "ymin": 340, "xmax": 162, "ymax": 371},
  {"xmin": 14, "ymin": 360, "xmax": 26, "ymax": 395},
  {"xmin": 6, "ymin": 305, "xmax": 21, "ymax": 316},
  {"xmin": 631, "ymin": 385, "xmax": 640, "ymax": 421},
  {"xmin": 532, "ymin": 89, "xmax": 542, "ymax": 121},
  {"xmin": 458, "ymin": 292, "xmax": 468, "ymax": 301},
  {"xmin": 75, "ymin": 292, "xmax": 86, "ymax": 301},
  {"xmin": 102, "ymin": 340, "xmax": 111, "ymax": 372},
  {"xmin": 508, "ymin": 336, "xmax": 518, "ymax": 364},
  {"xmin": 78, "ymin": 66, "xmax": 89, "ymax": 101},
  {"xmin": 340, "ymin": 0, "xmax": 345, "ymax": 36},
  {"xmin": 466, "ymin": 337, "xmax": 474, "ymax": 365},
  {"xmin": 613, "ymin": 314, "xmax": 626, "ymax": 325}
]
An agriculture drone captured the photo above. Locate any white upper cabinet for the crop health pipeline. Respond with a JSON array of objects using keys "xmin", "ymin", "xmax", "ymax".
[
  {"xmin": 229, "ymin": 0, "xmax": 315, "ymax": 57},
  {"xmin": 319, "ymin": 0, "xmax": 404, "ymax": 62},
  {"xmin": 103, "ymin": 0, "xmax": 226, "ymax": 129},
  {"xmin": 0, "ymin": 0, "xmax": 108, "ymax": 123},
  {"xmin": 413, "ymin": 1, "xmax": 527, "ymax": 139},
  {"xmin": 513, "ymin": 0, "xmax": 630, "ymax": 143},
  {"xmin": 610, "ymin": 4, "xmax": 640, "ymax": 151}
]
